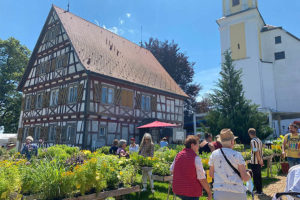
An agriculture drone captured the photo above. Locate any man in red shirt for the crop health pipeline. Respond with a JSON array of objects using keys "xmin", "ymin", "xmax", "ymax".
[
  {"xmin": 171, "ymin": 135, "xmax": 212, "ymax": 200},
  {"xmin": 212, "ymin": 135, "xmax": 222, "ymax": 150}
]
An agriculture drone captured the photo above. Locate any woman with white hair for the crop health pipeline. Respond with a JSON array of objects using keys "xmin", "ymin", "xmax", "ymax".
[
  {"xmin": 117, "ymin": 139, "xmax": 129, "ymax": 158},
  {"xmin": 139, "ymin": 133, "xmax": 155, "ymax": 192},
  {"xmin": 209, "ymin": 129, "xmax": 252, "ymax": 200}
]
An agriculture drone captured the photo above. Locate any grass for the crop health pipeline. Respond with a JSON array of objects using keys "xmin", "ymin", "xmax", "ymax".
[{"xmin": 123, "ymin": 160, "xmax": 283, "ymax": 200}]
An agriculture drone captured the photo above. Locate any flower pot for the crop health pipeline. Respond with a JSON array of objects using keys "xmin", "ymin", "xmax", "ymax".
[{"xmin": 280, "ymin": 162, "xmax": 289, "ymax": 174}]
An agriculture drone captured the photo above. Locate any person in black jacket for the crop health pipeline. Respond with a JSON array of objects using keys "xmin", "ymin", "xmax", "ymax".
[{"xmin": 109, "ymin": 139, "xmax": 119, "ymax": 155}]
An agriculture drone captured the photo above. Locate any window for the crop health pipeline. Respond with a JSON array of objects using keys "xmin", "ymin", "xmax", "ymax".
[
  {"xmin": 66, "ymin": 124, "xmax": 76, "ymax": 144},
  {"xmin": 101, "ymin": 86, "xmax": 114, "ymax": 104},
  {"xmin": 23, "ymin": 127, "xmax": 29, "ymax": 141},
  {"xmin": 50, "ymin": 89, "xmax": 59, "ymax": 106},
  {"xmin": 34, "ymin": 126, "xmax": 41, "ymax": 141},
  {"xmin": 56, "ymin": 56, "xmax": 64, "ymax": 69},
  {"xmin": 141, "ymin": 95, "xmax": 151, "ymax": 111},
  {"xmin": 275, "ymin": 36, "xmax": 282, "ymax": 44},
  {"xmin": 36, "ymin": 93, "xmax": 43, "ymax": 109},
  {"xmin": 48, "ymin": 125, "xmax": 56, "ymax": 142},
  {"xmin": 232, "ymin": 0, "xmax": 240, "ymax": 6},
  {"xmin": 275, "ymin": 51, "xmax": 285, "ymax": 60},
  {"xmin": 99, "ymin": 127, "xmax": 106, "ymax": 136},
  {"xmin": 25, "ymin": 95, "xmax": 31, "ymax": 111},
  {"xmin": 68, "ymin": 85, "xmax": 78, "ymax": 103}
]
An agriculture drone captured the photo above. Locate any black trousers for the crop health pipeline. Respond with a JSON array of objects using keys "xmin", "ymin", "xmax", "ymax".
[{"xmin": 249, "ymin": 164, "xmax": 262, "ymax": 193}]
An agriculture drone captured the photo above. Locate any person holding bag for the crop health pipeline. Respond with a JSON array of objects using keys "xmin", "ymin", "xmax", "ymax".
[{"xmin": 209, "ymin": 129, "xmax": 251, "ymax": 200}]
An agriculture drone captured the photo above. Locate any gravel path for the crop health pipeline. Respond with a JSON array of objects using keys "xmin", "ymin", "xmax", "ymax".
[{"xmin": 248, "ymin": 176, "xmax": 287, "ymax": 200}]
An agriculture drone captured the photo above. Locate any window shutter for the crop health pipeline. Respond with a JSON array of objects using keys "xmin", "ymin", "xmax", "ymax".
[
  {"xmin": 41, "ymin": 127, "xmax": 48, "ymax": 141},
  {"xmin": 28, "ymin": 127, "xmax": 34, "ymax": 136},
  {"xmin": 62, "ymin": 53, "xmax": 69, "ymax": 67},
  {"xmin": 31, "ymin": 95, "xmax": 36, "ymax": 110},
  {"xmin": 135, "ymin": 93, "xmax": 141, "ymax": 109},
  {"xmin": 17, "ymin": 128, "xmax": 23, "ymax": 141},
  {"xmin": 51, "ymin": 58, "xmax": 56, "ymax": 72},
  {"xmin": 58, "ymin": 88, "xmax": 68, "ymax": 105},
  {"xmin": 55, "ymin": 126, "xmax": 62, "ymax": 144},
  {"xmin": 35, "ymin": 65, "xmax": 41, "ymax": 76},
  {"xmin": 94, "ymin": 83, "xmax": 101, "ymax": 102},
  {"xmin": 151, "ymin": 96, "xmax": 157, "ymax": 111},
  {"xmin": 43, "ymin": 92, "xmax": 50, "ymax": 108},
  {"xmin": 114, "ymin": 88, "xmax": 121, "ymax": 105},
  {"xmin": 58, "ymin": 88, "xmax": 64, "ymax": 105},
  {"xmin": 45, "ymin": 61, "xmax": 51, "ymax": 73},
  {"xmin": 77, "ymin": 84, "xmax": 84, "ymax": 102},
  {"xmin": 61, "ymin": 126, "xmax": 67, "ymax": 143}
]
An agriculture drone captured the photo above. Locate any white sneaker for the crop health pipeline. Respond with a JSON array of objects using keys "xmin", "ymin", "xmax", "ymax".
[{"xmin": 151, "ymin": 189, "xmax": 155, "ymax": 193}]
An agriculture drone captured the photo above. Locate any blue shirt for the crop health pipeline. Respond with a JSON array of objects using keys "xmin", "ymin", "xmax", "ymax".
[
  {"xmin": 160, "ymin": 141, "xmax": 168, "ymax": 148},
  {"xmin": 21, "ymin": 144, "xmax": 38, "ymax": 160}
]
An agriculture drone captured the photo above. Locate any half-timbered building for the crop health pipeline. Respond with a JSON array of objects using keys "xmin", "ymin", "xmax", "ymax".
[{"xmin": 17, "ymin": 5, "xmax": 188, "ymax": 149}]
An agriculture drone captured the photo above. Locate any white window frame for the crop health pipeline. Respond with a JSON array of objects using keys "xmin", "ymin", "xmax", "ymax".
[
  {"xmin": 23, "ymin": 127, "xmax": 29, "ymax": 141},
  {"xmin": 68, "ymin": 84, "xmax": 78, "ymax": 104},
  {"xmin": 50, "ymin": 88, "xmax": 59, "ymax": 107},
  {"xmin": 141, "ymin": 95, "xmax": 151, "ymax": 111},
  {"xmin": 66, "ymin": 123, "xmax": 76, "ymax": 144},
  {"xmin": 101, "ymin": 86, "xmax": 114, "ymax": 104},
  {"xmin": 36, "ymin": 92, "xmax": 43, "ymax": 109},
  {"xmin": 48, "ymin": 124, "xmax": 57, "ymax": 142},
  {"xmin": 56, "ymin": 56, "xmax": 63, "ymax": 70},
  {"xmin": 25, "ymin": 95, "xmax": 31, "ymax": 111},
  {"xmin": 99, "ymin": 127, "xmax": 106, "ymax": 137},
  {"xmin": 34, "ymin": 126, "xmax": 41, "ymax": 141}
]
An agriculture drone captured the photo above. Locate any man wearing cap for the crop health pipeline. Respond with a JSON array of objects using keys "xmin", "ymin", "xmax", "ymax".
[
  {"xmin": 160, "ymin": 137, "xmax": 168, "ymax": 148},
  {"xmin": 129, "ymin": 137, "xmax": 139, "ymax": 153},
  {"xmin": 21, "ymin": 136, "xmax": 38, "ymax": 160},
  {"xmin": 209, "ymin": 129, "xmax": 251, "ymax": 200},
  {"xmin": 282, "ymin": 123, "xmax": 300, "ymax": 167}
]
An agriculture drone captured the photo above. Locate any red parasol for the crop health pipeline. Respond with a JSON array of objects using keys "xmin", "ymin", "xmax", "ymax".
[{"xmin": 137, "ymin": 121, "xmax": 178, "ymax": 129}]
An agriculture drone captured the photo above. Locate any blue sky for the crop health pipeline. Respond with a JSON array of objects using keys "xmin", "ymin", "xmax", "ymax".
[{"xmin": 0, "ymin": 0, "xmax": 300, "ymax": 100}]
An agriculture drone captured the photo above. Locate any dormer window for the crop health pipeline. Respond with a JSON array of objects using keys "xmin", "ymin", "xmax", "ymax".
[{"xmin": 232, "ymin": 0, "xmax": 240, "ymax": 6}]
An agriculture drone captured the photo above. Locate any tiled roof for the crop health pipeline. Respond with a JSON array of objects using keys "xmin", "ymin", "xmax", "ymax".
[{"xmin": 54, "ymin": 6, "xmax": 188, "ymax": 98}]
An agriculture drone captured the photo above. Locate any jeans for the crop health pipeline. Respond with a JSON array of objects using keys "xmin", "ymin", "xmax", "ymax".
[
  {"xmin": 249, "ymin": 164, "xmax": 262, "ymax": 193},
  {"xmin": 213, "ymin": 191, "xmax": 247, "ymax": 200},
  {"xmin": 177, "ymin": 195, "xmax": 199, "ymax": 200},
  {"xmin": 287, "ymin": 157, "xmax": 300, "ymax": 168}
]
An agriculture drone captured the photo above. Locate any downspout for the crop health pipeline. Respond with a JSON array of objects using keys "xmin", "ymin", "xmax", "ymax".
[{"xmin": 82, "ymin": 71, "xmax": 91, "ymax": 149}]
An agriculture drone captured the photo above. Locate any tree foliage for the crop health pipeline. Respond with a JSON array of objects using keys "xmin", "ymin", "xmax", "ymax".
[
  {"xmin": 144, "ymin": 38, "xmax": 201, "ymax": 113},
  {"xmin": 0, "ymin": 37, "xmax": 31, "ymax": 133},
  {"xmin": 205, "ymin": 50, "xmax": 272, "ymax": 143}
]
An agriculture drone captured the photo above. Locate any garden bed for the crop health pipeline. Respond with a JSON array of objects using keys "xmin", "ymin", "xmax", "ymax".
[{"xmin": 23, "ymin": 186, "xmax": 140, "ymax": 200}]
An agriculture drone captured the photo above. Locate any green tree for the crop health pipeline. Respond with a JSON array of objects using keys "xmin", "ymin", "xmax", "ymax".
[
  {"xmin": 206, "ymin": 50, "xmax": 272, "ymax": 143},
  {"xmin": 144, "ymin": 38, "xmax": 201, "ymax": 113},
  {"xmin": 0, "ymin": 37, "xmax": 31, "ymax": 133}
]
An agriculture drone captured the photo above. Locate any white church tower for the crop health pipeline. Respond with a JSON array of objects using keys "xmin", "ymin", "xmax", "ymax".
[{"xmin": 217, "ymin": 0, "xmax": 300, "ymax": 135}]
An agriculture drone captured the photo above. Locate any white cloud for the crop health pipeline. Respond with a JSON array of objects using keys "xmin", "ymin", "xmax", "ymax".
[
  {"xmin": 119, "ymin": 19, "xmax": 125, "ymax": 25},
  {"xmin": 103, "ymin": 25, "xmax": 124, "ymax": 35},
  {"xmin": 126, "ymin": 13, "xmax": 131, "ymax": 18},
  {"xmin": 128, "ymin": 29, "xmax": 135, "ymax": 34},
  {"xmin": 94, "ymin": 19, "xmax": 100, "ymax": 26}
]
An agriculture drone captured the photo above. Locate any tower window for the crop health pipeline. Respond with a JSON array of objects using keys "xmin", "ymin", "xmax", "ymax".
[
  {"xmin": 275, "ymin": 36, "xmax": 282, "ymax": 44},
  {"xmin": 232, "ymin": 0, "xmax": 240, "ymax": 6},
  {"xmin": 275, "ymin": 51, "xmax": 285, "ymax": 60},
  {"xmin": 237, "ymin": 43, "xmax": 240, "ymax": 49}
]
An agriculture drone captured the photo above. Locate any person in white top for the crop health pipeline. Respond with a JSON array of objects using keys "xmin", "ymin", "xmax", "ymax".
[
  {"xmin": 209, "ymin": 129, "xmax": 251, "ymax": 200},
  {"xmin": 129, "ymin": 137, "xmax": 139, "ymax": 153}
]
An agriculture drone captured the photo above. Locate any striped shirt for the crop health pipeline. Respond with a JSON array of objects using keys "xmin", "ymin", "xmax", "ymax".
[{"xmin": 250, "ymin": 137, "xmax": 263, "ymax": 164}]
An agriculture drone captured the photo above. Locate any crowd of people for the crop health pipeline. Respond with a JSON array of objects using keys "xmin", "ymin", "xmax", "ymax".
[
  {"xmin": 18, "ymin": 122, "xmax": 300, "ymax": 199},
  {"xmin": 171, "ymin": 123, "xmax": 300, "ymax": 200}
]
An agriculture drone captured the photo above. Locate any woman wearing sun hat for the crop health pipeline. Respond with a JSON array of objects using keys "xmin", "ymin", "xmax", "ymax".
[
  {"xmin": 209, "ymin": 129, "xmax": 251, "ymax": 200},
  {"xmin": 21, "ymin": 136, "xmax": 38, "ymax": 160}
]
